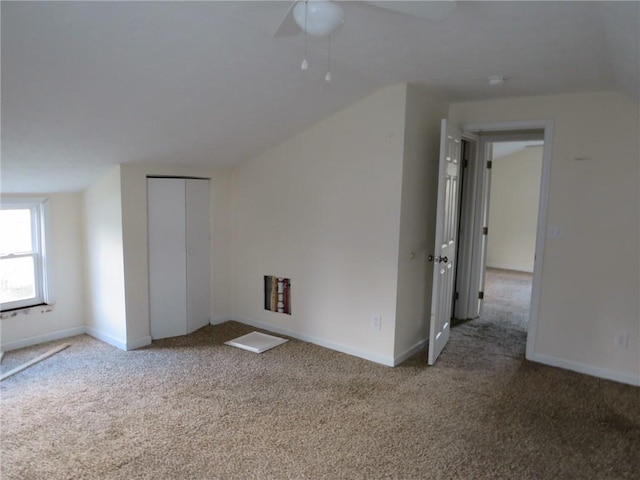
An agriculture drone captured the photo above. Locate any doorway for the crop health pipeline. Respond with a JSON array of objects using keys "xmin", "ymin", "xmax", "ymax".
[
  {"xmin": 482, "ymin": 140, "xmax": 543, "ymax": 332},
  {"xmin": 449, "ymin": 121, "xmax": 553, "ymax": 361}
]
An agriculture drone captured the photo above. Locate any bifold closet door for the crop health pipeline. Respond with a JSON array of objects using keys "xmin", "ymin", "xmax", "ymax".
[
  {"xmin": 148, "ymin": 177, "xmax": 210, "ymax": 340},
  {"xmin": 185, "ymin": 178, "xmax": 210, "ymax": 334},
  {"xmin": 148, "ymin": 178, "xmax": 188, "ymax": 339}
]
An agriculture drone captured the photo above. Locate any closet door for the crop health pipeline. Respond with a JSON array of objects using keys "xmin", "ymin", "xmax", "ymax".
[
  {"xmin": 186, "ymin": 179, "xmax": 210, "ymax": 333},
  {"xmin": 148, "ymin": 178, "xmax": 188, "ymax": 339}
]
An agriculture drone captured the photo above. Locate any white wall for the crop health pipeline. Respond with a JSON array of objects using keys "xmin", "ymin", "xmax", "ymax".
[
  {"xmin": 119, "ymin": 165, "xmax": 231, "ymax": 348},
  {"xmin": 7, "ymin": 88, "xmax": 636, "ymax": 388},
  {"xmin": 229, "ymin": 85, "xmax": 408, "ymax": 364},
  {"xmin": 450, "ymin": 91, "xmax": 640, "ymax": 385},
  {"xmin": 487, "ymin": 146, "xmax": 543, "ymax": 272},
  {"xmin": 83, "ymin": 166, "xmax": 127, "ymax": 348},
  {"xmin": 1, "ymin": 193, "xmax": 86, "ymax": 350},
  {"xmin": 394, "ymin": 86, "xmax": 449, "ymax": 361}
]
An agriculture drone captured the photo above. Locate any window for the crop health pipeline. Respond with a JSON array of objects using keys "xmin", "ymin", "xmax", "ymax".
[{"xmin": 0, "ymin": 198, "xmax": 52, "ymax": 311}]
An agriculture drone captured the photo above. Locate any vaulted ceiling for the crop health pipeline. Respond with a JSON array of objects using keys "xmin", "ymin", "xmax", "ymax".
[{"xmin": 2, "ymin": 1, "xmax": 639, "ymax": 193}]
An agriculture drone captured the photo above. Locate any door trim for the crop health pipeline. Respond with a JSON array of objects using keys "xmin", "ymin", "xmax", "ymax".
[
  {"xmin": 460, "ymin": 120, "xmax": 554, "ymax": 362},
  {"xmin": 454, "ymin": 135, "xmax": 479, "ymax": 320}
]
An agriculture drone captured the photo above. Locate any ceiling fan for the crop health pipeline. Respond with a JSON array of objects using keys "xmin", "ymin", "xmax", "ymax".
[{"xmin": 274, "ymin": 0, "xmax": 457, "ymax": 38}]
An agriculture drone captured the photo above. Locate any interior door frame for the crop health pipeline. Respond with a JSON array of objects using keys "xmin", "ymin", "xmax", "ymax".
[
  {"xmin": 457, "ymin": 120, "xmax": 554, "ymax": 361},
  {"xmin": 453, "ymin": 133, "xmax": 480, "ymax": 321},
  {"xmin": 468, "ymin": 136, "xmax": 492, "ymax": 320}
]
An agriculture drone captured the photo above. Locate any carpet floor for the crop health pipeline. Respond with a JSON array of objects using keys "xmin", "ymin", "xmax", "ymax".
[{"xmin": 1, "ymin": 272, "xmax": 638, "ymax": 479}]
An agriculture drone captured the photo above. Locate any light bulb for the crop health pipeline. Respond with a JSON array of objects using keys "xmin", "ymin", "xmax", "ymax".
[
  {"xmin": 301, "ymin": 58, "xmax": 309, "ymax": 70},
  {"xmin": 293, "ymin": 0, "xmax": 344, "ymax": 37}
]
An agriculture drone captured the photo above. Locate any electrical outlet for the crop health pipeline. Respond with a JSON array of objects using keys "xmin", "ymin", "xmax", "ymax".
[
  {"xmin": 372, "ymin": 315, "xmax": 382, "ymax": 330},
  {"xmin": 614, "ymin": 332, "xmax": 628, "ymax": 350}
]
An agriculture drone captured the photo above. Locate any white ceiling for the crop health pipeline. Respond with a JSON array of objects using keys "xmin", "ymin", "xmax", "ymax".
[{"xmin": 2, "ymin": 1, "xmax": 639, "ymax": 193}]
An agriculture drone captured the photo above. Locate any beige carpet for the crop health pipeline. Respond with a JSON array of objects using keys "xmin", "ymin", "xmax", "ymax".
[
  {"xmin": 1, "ymin": 276, "xmax": 638, "ymax": 479},
  {"xmin": 483, "ymin": 268, "xmax": 533, "ymax": 331}
]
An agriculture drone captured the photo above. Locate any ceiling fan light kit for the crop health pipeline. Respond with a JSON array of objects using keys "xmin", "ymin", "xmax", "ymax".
[
  {"xmin": 283, "ymin": 0, "xmax": 457, "ymax": 83},
  {"xmin": 292, "ymin": 1, "xmax": 341, "ymax": 81},
  {"xmin": 293, "ymin": 0, "xmax": 344, "ymax": 37}
]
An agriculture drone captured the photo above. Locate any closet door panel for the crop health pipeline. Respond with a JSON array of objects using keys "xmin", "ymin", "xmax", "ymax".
[
  {"xmin": 148, "ymin": 178, "xmax": 188, "ymax": 339},
  {"xmin": 186, "ymin": 179, "xmax": 211, "ymax": 333}
]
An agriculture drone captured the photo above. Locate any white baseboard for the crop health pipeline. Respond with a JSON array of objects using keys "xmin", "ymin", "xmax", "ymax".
[
  {"xmin": 1, "ymin": 326, "xmax": 86, "ymax": 352},
  {"xmin": 127, "ymin": 336, "xmax": 152, "ymax": 350},
  {"xmin": 210, "ymin": 315, "xmax": 232, "ymax": 325},
  {"xmin": 85, "ymin": 327, "xmax": 127, "ymax": 351},
  {"xmin": 225, "ymin": 315, "xmax": 396, "ymax": 367},
  {"xmin": 486, "ymin": 262, "xmax": 533, "ymax": 273},
  {"xmin": 393, "ymin": 337, "xmax": 428, "ymax": 366},
  {"xmin": 2, "ymin": 325, "xmax": 151, "ymax": 354},
  {"xmin": 528, "ymin": 352, "xmax": 640, "ymax": 387}
]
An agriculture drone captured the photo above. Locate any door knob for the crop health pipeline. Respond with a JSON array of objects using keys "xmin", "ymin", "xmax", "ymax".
[{"xmin": 428, "ymin": 255, "xmax": 449, "ymax": 263}]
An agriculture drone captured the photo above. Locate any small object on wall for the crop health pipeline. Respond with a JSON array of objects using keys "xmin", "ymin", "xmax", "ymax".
[{"xmin": 264, "ymin": 275, "xmax": 291, "ymax": 314}]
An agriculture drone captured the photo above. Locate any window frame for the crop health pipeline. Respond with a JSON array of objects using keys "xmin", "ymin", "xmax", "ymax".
[{"xmin": 0, "ymin": 197, "xmax": 54, "ymax": 312}]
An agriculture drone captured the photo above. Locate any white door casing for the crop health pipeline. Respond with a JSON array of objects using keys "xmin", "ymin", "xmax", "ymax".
[
  {"xmin": 472, "ymin": 139, "xmax": 493, "ymax": 318},
  {"xmin": 453, "ymin": 133, "xmax": 478, "ymax": 321},
  {"xmin": 457, "ymin": 120, "xmax": 554, "ymax": 363},
  {"xmin": 428, "ymin": 119, "xmax": 462, "ymax": 365}
]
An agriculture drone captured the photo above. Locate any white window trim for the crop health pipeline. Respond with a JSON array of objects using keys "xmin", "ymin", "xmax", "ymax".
[{"xmin": 1, "ymin": 197, "xmax": 55, "ymax": 311}]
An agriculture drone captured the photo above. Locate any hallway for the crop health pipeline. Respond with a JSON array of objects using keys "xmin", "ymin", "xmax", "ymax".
[
  {"xmin": 482, "ymin": 268, "xmax": 533, "ymax": 332},
  {"xmin": 450, "ymin": 268, "xmax": 533, "ymax": 363}
]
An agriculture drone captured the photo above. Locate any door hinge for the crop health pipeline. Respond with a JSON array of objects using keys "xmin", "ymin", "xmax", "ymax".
[
  {"xmin": 487, "ymin": 160, "xmax": 492, "ymax": 169},
  {"xmin": 454, "ymin": 292, "xmax": 459, "ymax": 300},
  {"xmin": 483, "ymin": 226, "xmax": 488, "ymax": 235},
  {"xmin": 463, "ymin": 159, "xmax": 469, "ymax": 169},
  {"xmin": 478, "ymin": 291, "xmax": 484, "ymax": 299}
]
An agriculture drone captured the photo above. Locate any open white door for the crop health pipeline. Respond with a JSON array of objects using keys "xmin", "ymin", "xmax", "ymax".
[
  {"xmin": 428, "ymin": 119, "xmax": 462, "ymax": 365},
  {"xmin": 468, "ymin": 139, "xmax": 493, "ymax": 319}
]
